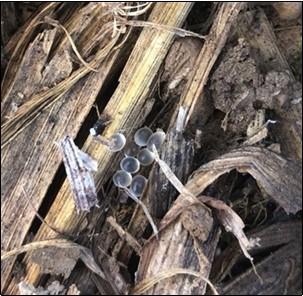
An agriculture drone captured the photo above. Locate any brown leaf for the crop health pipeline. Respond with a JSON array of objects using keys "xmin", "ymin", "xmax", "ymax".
[{"xmin": 198, "ymin": 195, "xmax": 260, "ymax": 261}]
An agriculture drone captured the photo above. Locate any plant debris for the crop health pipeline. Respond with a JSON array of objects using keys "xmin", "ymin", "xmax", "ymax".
[
  {"xmin": 18, "ymin": 280, "xmax": 65, "ymax": 295},
  {"xmin": 58, "ymin": 136, "xmax": 99, "ymax": 213},
  {"xmin": 1, "ymin": 2, "xmax": 302, "ymax": 295},
  {"xmin": 1, "ymin": 239, "xmax": 106, "ymax": 281}
]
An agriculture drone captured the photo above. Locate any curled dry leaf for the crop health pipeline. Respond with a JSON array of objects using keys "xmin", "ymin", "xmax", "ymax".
[
  {"xmin": 152, "ymin": 146, "xmax": 301, "ymax": 273},
  {"xmin": 153, "ymin": 146, "xmax": 257, "ymax": 263},
  {"xmin": 198, "ymin": 195, "xmax": 260, "ymax": 261},
  {"xmin": 194, "ymin": 146, "xmax": 302, "ymax": 214}
]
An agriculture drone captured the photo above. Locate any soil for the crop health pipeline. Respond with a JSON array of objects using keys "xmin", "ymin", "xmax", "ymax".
[{"xmin": 210, "ymin": 37, "xmax": 302, "ymax": 136}]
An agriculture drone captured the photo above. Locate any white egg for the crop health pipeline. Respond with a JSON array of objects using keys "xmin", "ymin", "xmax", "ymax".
[
  {"xmin": 109, "ymin": 133, "xmax": 126, "ymax": 152},
  {"xmin": 124, "ymin": 141, "xmax": 140, "ymax": 157},
  {"xmin": 130, "ymin": 175, "xmax": 147, "ymax": 196},
  {"xmin": 134, "ymin": 127, "xmax": 153, "ymax": 146},
  {"xmin": 120, "ymin": 156, "xmax": 140, "ymax": 174},
  {"xmin": 147, "ymin": 130, "xmax": 166, "ymax": 151},
  {"xmin": 137, "ymin": 148, "xmax": 155, "ymax": 166},
  {"xmin": 113, "ymin": 170, "xmax": 132, "ymax": 188}
]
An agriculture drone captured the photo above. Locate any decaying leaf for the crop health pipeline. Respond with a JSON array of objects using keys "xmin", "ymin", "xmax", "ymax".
[
  {"xmin": 153, "ymin": 146, "xmax": 257, "ymax": 263},
  {"xmin": 1, "ymin": 238, "xmax": 106, "ymax": 281},
  {"xmin": 198, "ymin": 196, "xmax": 260, "ymax": 261},
  {"xmin": 59, "ymin": 136, "xmax": 99, "ymax": 212},
  {"xmin": 152, "ymin": 145, "xmax": 301, "ymax": 274}
]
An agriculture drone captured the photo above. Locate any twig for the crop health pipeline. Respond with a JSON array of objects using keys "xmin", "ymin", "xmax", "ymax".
[
  {"xmin": 117, "ymin": 18, "xmax": 206, "ymax": 39},
  {"xmin": 21, "ymin": 188, "xmax": 64, "ymax": 236},
  {"xmin": 43, "ymin": 17, "xmax": 98, "ymax": 72},
  {"xmin": 107, "ymin": 216, "xmax": 142, "ymax": 255}
]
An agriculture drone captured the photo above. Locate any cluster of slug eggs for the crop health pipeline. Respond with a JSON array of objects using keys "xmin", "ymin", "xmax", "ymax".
[{"xmin": 112, "ymin": 127, "xmax": 166, "ymax": 197}]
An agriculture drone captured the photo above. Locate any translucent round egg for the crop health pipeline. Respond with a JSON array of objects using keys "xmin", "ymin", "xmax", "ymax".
[
  {"xmin": 120, "ymin": 156, "xmax": 140, "ymax": 174},
  {"xmin": 124, "ymin": 141, "xmax": 140, "ymax": 157},
  {"xmin": 113, "ymin": 170, "xmax": 132, "ymax": 188},
  {"xmin": 147, "ymin": 130, "xmax": 166, "ymax": 151},
  {"xmin": 130, "ymin": 175, "xmax": 147, "ymax": 196},
  {"xmin": 109, "ymin": 133, "xmax": 126, "ymax": 152},
  {"xmin": 137, "ymin": 148, "xmax": 155, "ymax": 166},
  {"xmin": 134, "ymin": 127, "xmax": 153, "ymax": 147}
]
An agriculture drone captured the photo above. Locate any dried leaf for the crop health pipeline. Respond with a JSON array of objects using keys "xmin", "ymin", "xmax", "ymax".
[
  {"xmin": 152, "ymin": 146, "xmax": 258, "ymax": 267},
  {"xmin": 58, "ymin": 136, "xmax": 99, "ymax": 212},
  {"xmin": 198, "ymin": 195, "xmax": 260, "ymax": 261},
  {"xmin": 124, "ymin": 188, "xmax": 159, "ymax": 238}
]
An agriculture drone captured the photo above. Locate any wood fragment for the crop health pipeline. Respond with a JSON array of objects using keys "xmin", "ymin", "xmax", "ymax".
[
  {"xmin": 153, "ymin": 146, "xmax": 257, "ymax": 268},
  {"xmin": 211, "ymin": 220, "xmax": 302, "ymax": 284},
  {"xmin": 149, "ymin": 130, "xmax": 194, "ymax": 219},
  {"xmin": 107, "ymin": 216, "xmax": 142, "ymax": 256},
  {"xmin": 4, "ymin": 3, "xmax": 193, "ymax": 293},
  {"xmin": 221, "ymin": 239, "xmax": 302, "ymax": 295},
  {"xmin": 1, "ymin": 2, "xmax": 60, "ymax": 95},
  {"xmin": 136, "ymin": 203, "xmax": 218, "ymax": 295},
  {"xmin": 59, "ymin": 136, "xmax": 98, "ymax": 213},
  {"xmin": 243, "ymin": 126, "xmax": 268, "ymax": 146},
  {"xmin": 132, "ymin": 268, "xmax": 219, "ymax": 295},
  {"xmin": 173, "ymin": 2, "xmax": 245, "ymax": 128},
  {"xmin": 1, "ymin": 4, "xmax": 127, "ymax": 292}
]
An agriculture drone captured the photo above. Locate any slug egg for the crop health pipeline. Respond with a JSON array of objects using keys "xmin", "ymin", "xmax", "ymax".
[
  {"xmin": 124, "ymin": 141, "xmax": 140, "ymax": 157},
  {"xmin": 130, "ymin": 175, "xmax": 147, "ymax": 196},
  {"xmin": 147, "ymin": 130, "xmax": 166, "ymax": 151},
  {"xmin": 134, "ymin": 127, "xmax": 153, "ymax": 146},
  {"xmin": 113, "ymin": 170, "xmax": 132, "ymax": 188},
  {"xmin": 137, "ymin": 148, "xmax": 155, "ymax": 166},
  {"xmin": 120, "ymin": 156, "xmax": 140, "ymax": 174},
  {"xmin": 109, "ymin": 133, "xmax": 126, "ymax": 152}
]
